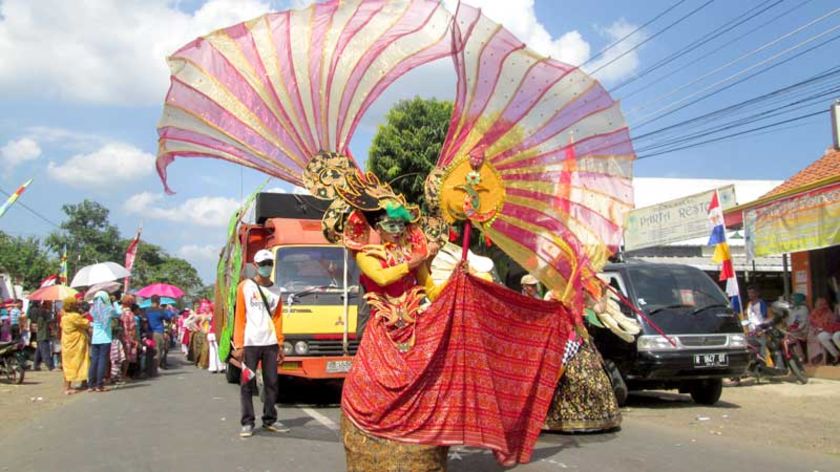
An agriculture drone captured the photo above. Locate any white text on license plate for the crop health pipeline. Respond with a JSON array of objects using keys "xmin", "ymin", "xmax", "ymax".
[
  {"xmin": 693, "ymin": 353, "xmax": 728, "ymax": 367},
  {"xmin": 326, "ymin": 360, "xmax": 352, "ymax": 373}
]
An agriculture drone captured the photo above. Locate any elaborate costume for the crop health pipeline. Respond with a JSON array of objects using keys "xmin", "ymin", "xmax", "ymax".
[{"xmin": 156, "ymin": 0, "xmax": 635, "ymax": 467}]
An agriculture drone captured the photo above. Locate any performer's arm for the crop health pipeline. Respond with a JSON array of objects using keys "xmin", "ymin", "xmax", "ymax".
[
  {"xmin": 355, "ymin": 252, "xmax": 409, "ymax": 287},
  {"xmin": 416, "ymin": 263, "xmax": 443, "ymax": 301}
]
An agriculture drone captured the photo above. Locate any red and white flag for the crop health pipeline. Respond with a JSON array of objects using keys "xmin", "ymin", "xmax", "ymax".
[
  {"xmin": 240, "ymin": 365, "xmax": 257, "ymax": 384},
  {"xmin": 39, "ymin": 274, "xmax": 58, "ymax": 288},
  {"xmin": 124, "ymin": 226, "xmax": 142, "ymax": 291}
]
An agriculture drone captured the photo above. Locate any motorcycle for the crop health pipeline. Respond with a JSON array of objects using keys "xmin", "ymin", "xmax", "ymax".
[
  {"xmin": 744, "ymin": 303, "xmax": 808, "ymax": 385},
  {"xmin": 0, "ymin": 341, "xmax": 27, "ymax": 384}
]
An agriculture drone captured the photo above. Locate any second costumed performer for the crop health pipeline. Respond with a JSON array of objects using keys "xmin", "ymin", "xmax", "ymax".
[{"xmin": 155, "ymin": 1, "xmax": 636, "ymax": 469}]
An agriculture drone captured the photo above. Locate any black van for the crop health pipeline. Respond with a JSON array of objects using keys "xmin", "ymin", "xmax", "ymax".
[{"xmin": 593, "ymin": 261, "xmax": 750, "ymax": 405}]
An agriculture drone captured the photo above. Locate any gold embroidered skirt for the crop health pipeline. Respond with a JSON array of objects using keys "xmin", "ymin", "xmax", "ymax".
[
  {"xmin": 544, "ymin": 340, "xmax": 621, "ymax": 433},
  {"xmin": 341, "ymin": 414, "xmax": 448, "ymax": 472}
]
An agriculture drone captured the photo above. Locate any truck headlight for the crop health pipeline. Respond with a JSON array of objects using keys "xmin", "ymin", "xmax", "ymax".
[
  {"xmin": 637, "ymin": 335, "xmax": 680, "ymax": 351},
  {"xmin": 728, "ymin": 334, "xmax": 747, "ymax": 348},
  {"xmin": 283, "ymin": 342, "xmax": 293, "ymax": 356},
  {"xmin": 294, "ymin": 341, "xmax": 309, "ymax": 355}
]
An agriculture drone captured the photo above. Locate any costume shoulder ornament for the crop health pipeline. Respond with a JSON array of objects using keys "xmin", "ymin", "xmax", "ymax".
[{"xmin": 156, "ymin": 0, "xmax": 636, "ymax": 310}]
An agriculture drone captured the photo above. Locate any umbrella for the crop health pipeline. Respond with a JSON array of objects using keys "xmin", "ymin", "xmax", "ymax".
[
  {"xmin": 136, "ymin": 283, "xmax": 184, "ymax": 299},
  {"xmin": 28, "ymin": 285, "xmax": 78, "ymax": 301},
  {"xmin": 84, "ymin": 281, "xmax": 122, "ymax": 301},
  {"xmin": 139, "ymin": 297, "xmax": 176, "ymax": 309},
  {"xmin": 70, "ymin": 262, "xmax": 131, "ymax": 288}
]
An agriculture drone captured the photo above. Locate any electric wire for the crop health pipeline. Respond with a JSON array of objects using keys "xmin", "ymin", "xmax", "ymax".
[
  {"xmin": 633, "ymin": 25, "xmax": 840, "ymax": 128},
  {"xmin": 0, "ymin": 186, "xmax": 61, "ymax": 229},
  {"xmin": 636, "ymin": 109, "xmax": 828, "ymax": 159},
  {"xmin": 629, "ymin": 6, "xmax": 840, "ymax": 119},
  {"xmin": 579, "ymin": 0, "xmax": 690, "ymax": 69},
  {"xmin": 618, "ymin": 0, "xmax": 815, "ymax": 101},
  {"xmin": 589, "ymin": 0, "xmax": 716, "ymax": 76},
  {"xmin": 610, "ymin": 0, "xmax": 784, "ymax": 94}
]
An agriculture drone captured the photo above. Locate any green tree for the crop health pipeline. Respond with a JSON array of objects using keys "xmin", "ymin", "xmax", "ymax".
[
  {"xmin": 128, "ymin": 241, "xmax": 203, "ymax": 296},
  {"xmin": 367, "ymin": 97, "xmax": 453, "ymax": 208},
  {"xmin": 0, "ymin": 232, "xmax": 57, "ymax": 289},
  {"xmin": 46, "ymin": 200, "xmax": 123, "ymax": 271}
]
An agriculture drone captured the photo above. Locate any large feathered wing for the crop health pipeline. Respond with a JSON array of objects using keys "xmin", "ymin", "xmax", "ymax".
[
  {"xmin": 435, "ymin": 4, "xmax": 635, "ymax": 306},
  {"xmin": 156, "ymin": 0, "xmax": 452, "ymax": 193}
]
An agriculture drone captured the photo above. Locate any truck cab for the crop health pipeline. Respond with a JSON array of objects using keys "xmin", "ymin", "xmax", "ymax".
[
  {"xmin": 229, "ymin": 193, "xmax": 359, "ymax": 380},
  {"xmin": 594, "ymin": 261, "xmax": 750, "ymax": 405}
]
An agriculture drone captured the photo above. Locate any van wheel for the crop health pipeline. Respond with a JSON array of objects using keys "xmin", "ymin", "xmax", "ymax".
[
  {"xmin": 604, "ymin": 360, "xmax": 628, "ymax": 407},
  {"xmin": 689, "ymin": 379, "xmax": 722, "ymax": 405},
  {"xmin": 225, "ymin": 361, "xmax": 241, "ymax": 384}
]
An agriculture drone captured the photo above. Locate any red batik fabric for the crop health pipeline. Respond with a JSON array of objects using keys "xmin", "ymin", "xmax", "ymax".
[{"xmin": 342, "ymin": 270, "xmax": 574, "ymax": 466}]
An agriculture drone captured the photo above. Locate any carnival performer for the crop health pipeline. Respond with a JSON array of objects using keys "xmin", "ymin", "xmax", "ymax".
[
  {"xmin": 155, "ymin": 0, "xmax": 636, "ymax": 467},
  {"xmin": 203, "ymin": 302, "xmax": 224, "ymax": 373},
  {"xmin": 60, "ymin": 296, "xmax": 90, "ymax": 395}
]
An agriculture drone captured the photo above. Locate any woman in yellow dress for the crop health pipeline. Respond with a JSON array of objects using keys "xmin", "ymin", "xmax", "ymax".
[{"xmin": 60, "ymin": 296, "xmax": 90, "ymax": 395}]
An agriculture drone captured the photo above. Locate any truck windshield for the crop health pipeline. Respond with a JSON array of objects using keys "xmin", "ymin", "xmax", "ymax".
[
  {"xmin": 626, "ymin": 265, "xmax": 730, "ymax": 314},
  {"xmin": 275, "ymin": 247, "xmax": 360, "ymax": 293}
]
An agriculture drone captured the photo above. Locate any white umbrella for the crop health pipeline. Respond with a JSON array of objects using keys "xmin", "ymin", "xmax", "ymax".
[
  {"xmin": 84, "ymin": 281, "xmax": 123, "ymax": 301},
  {"xmin": 70, "ymin": 262, "xmax": 131, "ymax": 288}
]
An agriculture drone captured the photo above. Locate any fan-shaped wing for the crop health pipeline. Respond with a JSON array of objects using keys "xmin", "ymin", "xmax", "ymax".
[
  {"xmin": 439, "ymin": 4, "xmax": 635, "ymax": 305},
  {"xmin": 157, "ymin": 0, "xmax": 452, "ymax": 193}
]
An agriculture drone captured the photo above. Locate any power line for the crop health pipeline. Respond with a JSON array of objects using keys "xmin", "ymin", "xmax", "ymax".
[
  {"xmin": 0, "ymin": 186, "xmax": 62, "ymax": 229},
  {"xmin": 636, "ymin": 109, "xmax": 828, "ymax": 159},
  {"xmin": 629, "ymin": 6, "xmax": 840, "ymax": 121},
  {"xmin": 590, "ymin": 0, "xmax": 717, "ymax": 77},
  {"xmin": 633, "ymin": 26, "xmax": 840, "ymax": 129},
  {"xmin": 610, "ymin": 0, "xmax": 784, "ymax": 94},
  {"xmin": 579, "ymin": 0, "xmax": 690, "ymax": 68},
  {"xmin": 618, "ymin": 0, "xmax": 815, "ymax": 101},
  {"xmin": 632, "ymin": 64, "xmax": 840, "ymax": 142}
]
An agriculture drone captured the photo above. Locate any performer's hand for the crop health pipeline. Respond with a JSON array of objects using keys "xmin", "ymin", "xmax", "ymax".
[
  {"xmin": 407, "ymin": 252, "xmax": 427, "ymax": 269},
  {"xmin": 276, "ymin": 351, "xmax": 285, "ymax": 363},
  {"xmin": 427, "ymin": 241, "xmax": 441, "ymax": 258}
]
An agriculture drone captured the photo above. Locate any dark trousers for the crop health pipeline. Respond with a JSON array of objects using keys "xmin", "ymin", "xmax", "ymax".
[
  {"xmin": 34, "ymin": 340, "xmax": 54, "ymax": 370},
  {"xmin": 88, "ymin": 343, "xmax": 110, "ymax": 388},
  {"xmin": 240, "ymin": 344, "xmax": 279, "ymax": 427}
]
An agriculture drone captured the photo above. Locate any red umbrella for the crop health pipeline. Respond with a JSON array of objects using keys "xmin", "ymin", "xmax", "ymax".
[{"xmin": 135, "ymin": 283, "xmax": 184, "ymax": 299}]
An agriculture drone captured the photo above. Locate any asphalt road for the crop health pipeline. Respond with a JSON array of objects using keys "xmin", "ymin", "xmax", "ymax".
[{"xmin": 6, "ymin": 357, "xmax": 839, "ymax": 472}]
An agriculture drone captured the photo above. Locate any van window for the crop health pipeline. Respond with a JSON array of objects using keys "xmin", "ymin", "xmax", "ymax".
[
  {"xmin": 626, "ymin": 265, "xmax": 729, "ymax": 313},
  {"xmin": 274, "ymin": 247, "xmax": 360, "ymax": 293},
  {"xmin": 599, "ymin": 272, "xmax": 630, "ymax": 315}
]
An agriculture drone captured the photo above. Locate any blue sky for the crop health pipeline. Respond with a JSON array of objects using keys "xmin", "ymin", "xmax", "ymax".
[{"xmin": 1, "ymin": 0, "xmax": 837, "ymax": 283}]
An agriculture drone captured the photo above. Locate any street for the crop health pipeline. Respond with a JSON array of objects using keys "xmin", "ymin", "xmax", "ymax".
[{"xmin": 5, "ymin": 356, "xmax": 840, "ymax": 472}]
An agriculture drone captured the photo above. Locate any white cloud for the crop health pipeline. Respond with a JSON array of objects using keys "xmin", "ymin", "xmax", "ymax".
[
  {"xmin": 124, "ymin": 191, "xmax": 240, "ymax": 228},
  {"xmin": 0, "ymin": 0, "xmax": 641, "ymax": 107},
  {"xmin": 0, "ymin": 137, "xmax": 41, "ymax": 173},
  {"xmin": 0, "ymin": 0, "xmax": 272, "ymax": 105},
  {"xmin": 177, "ymin": 244, "xmax": 220, "ymax": 262},
  {"xmin": 46, "ymin": 142, "xmax": 155, "ymax": 187},
  {"xmin": 587, "ymin": 20, "xmax": 647, "ymax": 83}
]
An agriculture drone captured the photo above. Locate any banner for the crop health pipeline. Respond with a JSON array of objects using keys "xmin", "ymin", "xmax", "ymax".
[
  {"xmin": 0, "ymin": 178, "xmax": 33, "ymax": 219},
  {"xmin": 624, "ymin": 185, "xmax": 737, "ymax": 251},
  {"xmin": 745, "ymin": 182, "xmax": 840, "ymax": 259},
  {"xmin": 124, "ymin": 226, "xmax": 142, "ymax": 291}
]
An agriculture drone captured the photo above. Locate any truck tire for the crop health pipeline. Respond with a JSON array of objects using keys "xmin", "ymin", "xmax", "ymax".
[
  {"xmin": 604, "ymin": 360, "xmax": 628, "ymax": 407},
  {"xmin": 689, "ymin": 379, "xmax": 722, "ymax": 405},
  {"xmin": 225, "ymin": 361, "xmax": 241, "ymax": 384}
]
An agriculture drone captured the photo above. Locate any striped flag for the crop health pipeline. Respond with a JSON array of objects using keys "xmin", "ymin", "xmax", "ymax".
[
  {"xmin": 59, "ymin": 246, "xmax": 69, "ymax": 285},
  {"xmin": 124, "ymin": 226, "xmax": 142, "ymax": 291},
  {"xmin": 707, "ymin": 191, "xmax": 740, "ymax": 299},
  {"xmin": 0, "ymin": 178, "xmax": 33, "ymax": 218}
]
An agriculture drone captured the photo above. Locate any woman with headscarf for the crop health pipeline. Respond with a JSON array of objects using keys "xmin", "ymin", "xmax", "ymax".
[
  {"xmin": 88, "ymin": 291, "xmax": 117, "ymax": 392},
  {"xmin": 202, "ymin": 301, "xmax": 224, "ymax": 373},
  {"xmin": 60, "ymin": 296, "xmax": 90, "ymax": 395},
  {"xmin": 119, "ymin": 295, "xmax": 139, "ymax": 378}
]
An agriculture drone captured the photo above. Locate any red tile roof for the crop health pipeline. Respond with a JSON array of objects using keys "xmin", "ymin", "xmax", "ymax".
[{"xmin": 762, "ymin": 148, "xmax": 840, "ymax": 198}]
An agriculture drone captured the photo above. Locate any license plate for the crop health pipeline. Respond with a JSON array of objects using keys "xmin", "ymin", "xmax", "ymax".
[
  {"xmin": 693, "ymin": 353, "xmax": 728, "ymax": 368},
  {"xmin": 326, "ymin": 360, "xmax": 352, "ymax": 373}
]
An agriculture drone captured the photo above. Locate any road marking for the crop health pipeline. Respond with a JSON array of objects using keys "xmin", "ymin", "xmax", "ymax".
[{"xmin": 298, "ymin": 406, "xmax": 340, "ymax": 432}]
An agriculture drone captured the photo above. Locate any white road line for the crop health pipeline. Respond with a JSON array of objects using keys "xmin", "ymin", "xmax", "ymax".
[{"xmin": 298, "ymin": 406, "xmax": 340, "ymax": 432}]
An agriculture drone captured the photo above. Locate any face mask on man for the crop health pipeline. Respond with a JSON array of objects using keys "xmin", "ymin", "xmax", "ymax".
[{"xmin": 257, "ymin": 265, "xmax": 273, "ymax": 278}]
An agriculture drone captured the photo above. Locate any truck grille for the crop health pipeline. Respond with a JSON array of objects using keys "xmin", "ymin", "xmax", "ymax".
[
  {"xmin": 678, "ymin": 335, "xmax": 728, "ymax": 348},
  {"xmin": 303, "ymin": 339, "xmax": 360, "ymax": 356}
]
